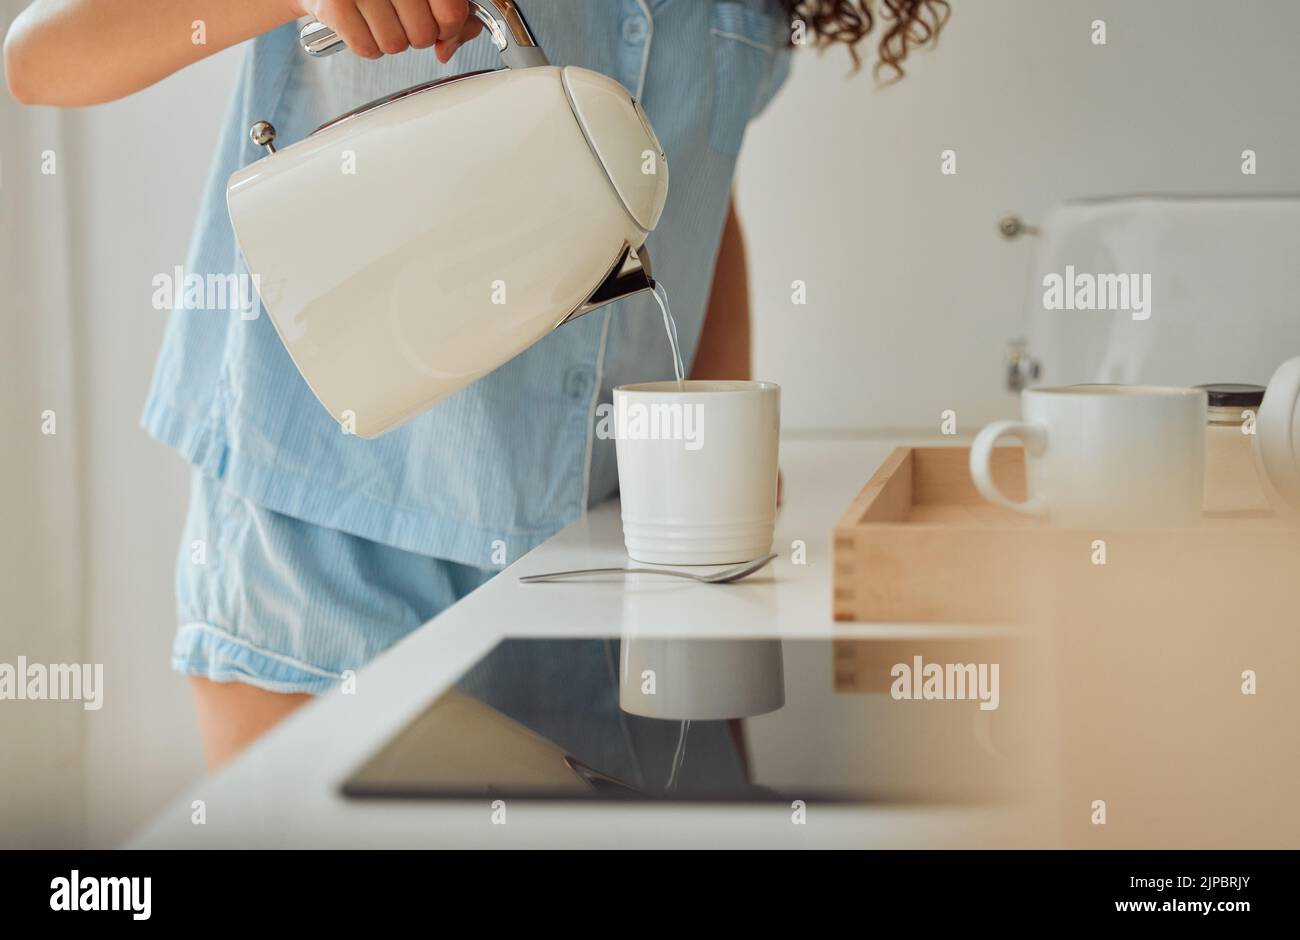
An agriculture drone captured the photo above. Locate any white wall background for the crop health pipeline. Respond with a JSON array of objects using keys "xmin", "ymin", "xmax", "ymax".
[
  {"xmin": 1, "ymin": 78, "xmax": 83, "ymax": 848},
  {"xmin": 3, "ymin": 0, "xmax": 1299, "ymax": 846},
  {"xmin": 1, "ymin": 33, "xmax": 243, "ymax": 846},
  {"xmin": 67, "ymin": 47, "xmax": 245, "ymax": 847}
]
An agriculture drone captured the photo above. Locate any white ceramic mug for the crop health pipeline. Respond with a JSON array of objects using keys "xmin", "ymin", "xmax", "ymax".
[
  {"xmin": 613, "ymin": 380, "xmax": 780, "ymax": 564},
  {"xmin": 969, "ymin": 385, "xmax": 1208, "ymax": 528}
]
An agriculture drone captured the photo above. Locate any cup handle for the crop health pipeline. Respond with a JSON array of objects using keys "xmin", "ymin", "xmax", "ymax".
[{"xmin": 969, "ymin": 420, "xmax": 1048, "ymax": 516}]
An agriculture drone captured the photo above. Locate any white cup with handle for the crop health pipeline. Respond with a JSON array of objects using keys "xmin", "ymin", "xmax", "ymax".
[{"xmin": 969, "ymin": 385, "xmax": 1208, "ymax": 528}]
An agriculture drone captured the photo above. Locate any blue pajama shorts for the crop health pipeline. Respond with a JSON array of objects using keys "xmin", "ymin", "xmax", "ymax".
[{"xmin": 172, "ymin": 468, "xmax": 495, "ymax": 695}]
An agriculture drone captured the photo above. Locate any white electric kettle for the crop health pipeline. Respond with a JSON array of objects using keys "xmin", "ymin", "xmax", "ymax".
[{"xmin": 226, "ymin": 0, "xmax": 669, "ymax": 438}]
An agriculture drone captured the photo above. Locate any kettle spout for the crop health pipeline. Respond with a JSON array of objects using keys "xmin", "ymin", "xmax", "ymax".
[{"xmin": 559, "ymin": 242, "xmax": 655, "ymax": 326}]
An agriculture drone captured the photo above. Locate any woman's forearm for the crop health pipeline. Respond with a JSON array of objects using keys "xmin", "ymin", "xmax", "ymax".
[
  {"xmin": 691, "ymin": 196, "xmax": 752, "ymax": 381},
  {"xmin": 4, "ymin": 0, "xmax": 303, "ymax": 106}
]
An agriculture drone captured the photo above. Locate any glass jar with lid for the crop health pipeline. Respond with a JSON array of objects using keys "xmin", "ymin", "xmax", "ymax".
[{"xmin": 1196, "ymin": 383, "xmax": 1269, "ymax": 515}]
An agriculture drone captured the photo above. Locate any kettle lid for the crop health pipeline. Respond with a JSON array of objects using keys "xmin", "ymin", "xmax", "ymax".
[{"xmin": 562, "ymin": 67, "xmax": 668, "ymax": 233}]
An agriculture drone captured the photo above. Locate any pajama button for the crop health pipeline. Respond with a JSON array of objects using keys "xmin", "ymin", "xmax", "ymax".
[
  {"xmin": 622, "ymin": 16, "xmax": 647, "ymax": 44},
  {"xmin": 563, "ymin": 367, "xmax": 593, "ymax": 400}
]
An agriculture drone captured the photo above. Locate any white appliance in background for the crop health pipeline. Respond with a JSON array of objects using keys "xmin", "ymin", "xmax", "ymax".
[
  {"xmin": 1010, "ymin": 196, "xmax": 1300, "ymax": 390},
  {"xmin": 226, "ymin": 1, "xmax": 668, "ymax": 439}
]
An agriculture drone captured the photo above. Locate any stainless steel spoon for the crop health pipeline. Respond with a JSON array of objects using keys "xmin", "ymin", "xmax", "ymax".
[{"xmin": 519, "ymin": 553, "xmax": 778, "ymax": 585}]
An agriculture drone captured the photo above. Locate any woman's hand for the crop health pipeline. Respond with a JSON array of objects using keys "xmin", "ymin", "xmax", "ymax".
[
  {"xmin": 5, "ymin": 0, "xmax": 484, "ymax": 107},
  {"xmin": 296, "ymin": 0, "xmax": 484, "ymax": 63}
]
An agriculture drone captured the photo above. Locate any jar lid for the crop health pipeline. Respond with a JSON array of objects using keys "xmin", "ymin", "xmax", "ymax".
[
  {"xmin": 1196, "ymin": 383, "xmax": 1266, "ymax": 407},
  {"xmin": 1196, "ymin": 382, "xmax": 1268, "ymax": 408}
]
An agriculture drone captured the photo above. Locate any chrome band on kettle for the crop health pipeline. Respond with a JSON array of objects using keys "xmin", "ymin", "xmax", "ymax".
[{"xmin": 299, "ymin": 0, "xmax": 549, "ymax": 69}]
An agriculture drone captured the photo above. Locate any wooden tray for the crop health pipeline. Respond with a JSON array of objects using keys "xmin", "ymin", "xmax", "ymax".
[{"xmin": 832, "ymin": 445, "xmax": 1291, "ymax": 623}]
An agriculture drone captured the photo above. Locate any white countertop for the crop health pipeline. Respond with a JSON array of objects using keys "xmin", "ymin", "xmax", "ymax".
[{"xmin": 128, "ymin": 436, "xmax": 1036, "ymax": 848}]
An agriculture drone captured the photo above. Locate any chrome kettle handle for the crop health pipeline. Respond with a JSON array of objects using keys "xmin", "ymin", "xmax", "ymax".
[{"xmin": 299, "ymin": 0, "xmax": 549, "ymax": 69}]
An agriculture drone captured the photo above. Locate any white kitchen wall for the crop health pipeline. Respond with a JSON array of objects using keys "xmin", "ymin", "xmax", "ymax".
[
  {"xmin": 67, "ymin": 48, "xmax": 244, "ymax": 846},
  {"xmin": 737, "ymin": 0, "xmax": 1300, "ymax": 433},
  {"xmin": 17, "ymin": 0, "xmax": 1300, "ymax": 845},
  {"xmin": 1, "ymin": 87, "xmax": 83, "ymax": 848}
]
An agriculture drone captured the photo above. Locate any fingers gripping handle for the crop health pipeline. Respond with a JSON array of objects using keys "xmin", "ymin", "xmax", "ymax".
[
  {"xmin": 969, "ymin": 420, "xmax": 1049, "ymax": 517},
  {"xmin": 299, "ymin": 1, "xmax": 549, "ymax": 68},
  {"xmin": 298, "ymin": 18, "xmax": 345, "ymax": 56}
]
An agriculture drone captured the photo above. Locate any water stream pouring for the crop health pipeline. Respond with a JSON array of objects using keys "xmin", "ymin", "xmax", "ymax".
[{"xmin": 227, "ymin": 0, "xmax": 669, "ymax": 437}]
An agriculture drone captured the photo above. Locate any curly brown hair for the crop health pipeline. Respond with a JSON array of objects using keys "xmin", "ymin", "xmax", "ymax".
[{"xmin": 778, "ymin": 0, "xmax": 951, "ymax": 81}]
